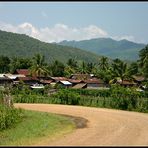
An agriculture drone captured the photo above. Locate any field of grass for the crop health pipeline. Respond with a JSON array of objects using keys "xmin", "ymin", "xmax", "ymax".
[{"xmin": 0, "ymin": 109, "xmax": 75, "ymax": 146}]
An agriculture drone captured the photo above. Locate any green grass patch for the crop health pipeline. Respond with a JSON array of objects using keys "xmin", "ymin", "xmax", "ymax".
[{"xmin": 0, "ymin": 110, "xmax": 76, "ymax": 146}]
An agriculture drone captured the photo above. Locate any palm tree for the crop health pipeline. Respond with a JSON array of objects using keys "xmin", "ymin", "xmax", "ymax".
[
  {"xmin": 78, "ymin": 61, "xmax": 88, "ymax": 74},
  {"xmin": 128, "ymin": 62, "xmax": 139, "ymax": 76},
  {"xmin": 30, "ymin": 54, "xmax": 49, "ymax": 77},
  {"xmin": 67, "ymin": 58, "xmax": 77, "ymax": 69},
  {"xmin": 139, "ymin": 45, "xmax": 148, "ymax": 67},
  {"xmin": 64, "ymin": 65, "xmax": 75, "ymax": 77},
  {"xmin": 50, "ymin": 60, "xmax": 65, "ymax": 76},
  {"xmin": 109, "ymin": 59, "xmax": 131, "ymax": 84},
  {"xmin": 138, "ymin": 45, "xmax": 148, "ymax": 77},
  {"xmin": 87, "ymin": 62, "xmax": 95, "ymax": 74},
  {"xmin": 98, "ymin": 56, "xmax": 109, "ymax": 71}
]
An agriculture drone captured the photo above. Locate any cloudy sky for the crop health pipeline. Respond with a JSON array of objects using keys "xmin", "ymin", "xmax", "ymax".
[{"xmin": 0, "ymin": 2, "xmax": 148, "ymax": 43}]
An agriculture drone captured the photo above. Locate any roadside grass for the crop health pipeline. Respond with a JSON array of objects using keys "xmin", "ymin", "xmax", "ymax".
[{"xmin": 0, "ymin": 109, "xmax": 76, "ymax": 146}]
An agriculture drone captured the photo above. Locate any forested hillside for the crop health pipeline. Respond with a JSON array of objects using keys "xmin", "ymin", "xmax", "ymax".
[
  {"xmin": 0, "ymin": 30, "xmax": 102, "ymax": 64},
  {"xmin": 58, "ymin": 38, "xmax": 145, "ymax": 61}
]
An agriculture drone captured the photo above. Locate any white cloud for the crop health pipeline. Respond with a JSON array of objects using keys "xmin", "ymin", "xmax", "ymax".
[
  {"xmin": 0, "ymin": 21, "xmax": 139, "ymax": 43},
  {"xmin": 111, "ymin": 35, "xmax": 135, "ymax": 42}
]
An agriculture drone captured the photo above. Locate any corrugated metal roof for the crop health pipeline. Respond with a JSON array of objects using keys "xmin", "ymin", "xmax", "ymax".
[
  {"xmin": 16, "ymin": 69, "xmax": 30, "ymax": 76},
  {"xmin": 84, "ymin": 78, "xmax": 104, "ymax": 84},
  {"xmin": 51, "ymin": 77, "xmax": 67, "ymax": 81},
  {"xmin": 60, "ymin": 81, "xmax": 72, "ymax": 85},
  {"xmin": 68, "ymin": 79, "xmax": 83, "ymax": 83},
  {"xmin": 0, "ymin": 74, "xmax": 5, "ymax": 78},
  {"xmin": 72, "ymin": 83, "xmax": 87, "ymax": 89},
  {"xmin": 40, "ymin": 80, "xmax": 53, "ymax": 84}
]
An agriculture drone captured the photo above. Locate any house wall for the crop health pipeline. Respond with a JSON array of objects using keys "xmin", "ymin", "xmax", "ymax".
[
  {"xmin": 87, "ymin": 83, "xmax": 105, "ymax": 88},
  {"xmin": 0, "ymin": 80, "xmax": 12, "ymax": 86}
]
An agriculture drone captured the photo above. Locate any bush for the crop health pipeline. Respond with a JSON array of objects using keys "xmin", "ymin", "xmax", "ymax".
[
  {"xmin": 52, "ymin": 89, "xmax": 80, "ymax": 105},
  {"xmin": 0, "ymin": 105, "xmax": 24, "ymax": 131}
]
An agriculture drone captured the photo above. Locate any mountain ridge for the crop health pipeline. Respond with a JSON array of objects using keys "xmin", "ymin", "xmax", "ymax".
[
  {"xmin": 57, "ymin": 38, "xmax": 146, "ymax": 61},
  {"xmin": 0, "ymin": 30, "xmax": 103, "ymax": 64}
]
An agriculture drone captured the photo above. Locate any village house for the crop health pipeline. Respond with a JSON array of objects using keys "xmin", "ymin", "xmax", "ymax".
[
  {"xmin": 84, "ymin": 78, "xmax": 107, "ymax": 89},
  {"xmin": 69, "ymin": 74, "xmax": 107, "ymax": 89},
  {"xmin": 0, "ymin": 74, "xmax": 13, "ymax": 86},
  {"xmin": 68, "ymin": 79, "xmax": 84, "ymax": 87},
  {"xmin": 72, "ymin": 83, "xmax": 87, "ymax": 89},
  {"xmin": 57, "ymin": 80, "xmax": 72, "ymax": 88},
  {"xmin": 15, "ymin": 77, "xmax": 40, "ymax": 86},
  {"xmin": 70, "ymin": 74, "xmax": 92, "ymax": 80},
  {"xmin": 116, "ymin": 79, "xmax": 137, "ymax": 87}
]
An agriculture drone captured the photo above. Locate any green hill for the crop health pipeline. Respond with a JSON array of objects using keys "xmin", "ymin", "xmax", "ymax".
[
  {"xmin": 58, "ymin": 38, "xmax": 146, "ymax": 61},
  {"xmin": 0, "ymin": 30, "xmax": 102, "ymax": 64}
]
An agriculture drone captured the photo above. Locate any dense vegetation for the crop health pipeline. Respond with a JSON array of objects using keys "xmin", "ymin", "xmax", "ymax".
[
  {"xmin": 0, "ymin": 30, "xmax": 101, "ymax": 64},
  {"xmin": 13, "ymin": 86, "xmax": 148, "ymax": 113},
  {"xmin": 1, "ymin": 45, "xmax": 148, "ymax": 80},
  {"xmin": 0, "ymin": 89, "xmax": 24, "ymax": 131},
  {"xmin": 58, "ymin": 38, "xmax": 145, "ymax": 61}
]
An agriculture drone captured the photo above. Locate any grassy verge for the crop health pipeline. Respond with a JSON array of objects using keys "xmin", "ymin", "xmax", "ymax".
[{"xmin": 0, "ymin": 110, "xmax": 76, "ymax": 146}]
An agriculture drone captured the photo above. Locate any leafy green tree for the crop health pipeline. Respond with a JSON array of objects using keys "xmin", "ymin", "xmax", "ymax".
[
  {"xmin": 9, "ymin": 57, "xmax": 32, "ymax": 73},
  {"xmin": 50, "ymin": 60, "xmax": 65, "ymax": 76},
  {"xmin": 0, "ymin": 56, "xmax": 10, "ymax": 73},
  {"xmin": 67, "ymin": 58, "xmax": 78, "ymax": 70},
  {"xmin": 86, "ymin": 62, "xmax": 95, "ymax": 74},
  {"xmin": 64, "ymin": 65, "xmax": 75, "ymax": 77},
  {"xmin": 97, "ymin": 69, "xmax": 112, "ymax": 84},
  {"xmin": 128, "ymin": 62, "xmax": 139, "ymax": 76},
  {"xmin": 78, "ymin": 61, "xmax": 88, "ymax": 74},
  {"xmin": 138, "ymin": 45, "xmax": 148, "ymax": 78}
]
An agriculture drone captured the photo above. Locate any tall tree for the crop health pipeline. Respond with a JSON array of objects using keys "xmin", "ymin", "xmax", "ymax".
[
  {"xmin": 109, "ymin": 58, "xmax": 131, "ymax": 84},
  {"xmin": 98, "ymin": 56, "xmax": 109, "ymax": 71},
  {"xmin": 30, "ymin": 54, "xmax": 49, "ymax": 77},
  {"xmin": 86, "ymin": 62, "xmax": 95, "ymax": 74},
  {"xmin": 78, "ymin": 61, "xmax": 88, "ymax": 74},
  {"xmin": 50, "ymin": 60, "xmax": 65, "ymax": 76},
  {"xmin": 138, "ymin": 45, "xmax": 148, "ymax": 78},
  {"xmin": 128, "ymin": 62, "xmax": 139, "ymax": 76},
  {"xmin": 67, "ymin": 58, "xmax": 78, "ymax": 70},
  {"xmin": 64, "ymin": 65, "xmax": 75, "ymax": 77},
  {"xmin": 9, "ymin": 57, "xmax": 32, "ymax": 73},
  {"xmin": 0, "ymin": 56, "xmax": 10, "ymax": 73}
]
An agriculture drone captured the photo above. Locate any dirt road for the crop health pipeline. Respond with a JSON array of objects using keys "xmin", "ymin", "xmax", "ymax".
[{"xmin": 14, "ymin": 103, "xmax": 148, "ymax": 146}]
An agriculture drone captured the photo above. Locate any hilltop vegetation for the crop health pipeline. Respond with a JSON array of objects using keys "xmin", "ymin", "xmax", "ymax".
[{"xmin": 0, "ymin": 30, "xmax": 101, "ymax": 64}]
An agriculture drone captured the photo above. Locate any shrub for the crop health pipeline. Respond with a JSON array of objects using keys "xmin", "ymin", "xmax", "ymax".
[{"xmin": 0, "ymin": 105, "xmax": 24, "ymax": 131}]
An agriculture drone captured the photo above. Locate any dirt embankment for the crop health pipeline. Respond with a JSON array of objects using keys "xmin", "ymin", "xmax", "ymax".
[{"xmin": 14, "ymin": 103, "xmax": 148, "ymax": 146}]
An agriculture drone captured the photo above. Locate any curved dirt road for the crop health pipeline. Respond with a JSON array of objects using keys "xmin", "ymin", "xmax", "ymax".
[{"xmin": 14, "ymin": 103, "xmax": 148, "ymax": 146}]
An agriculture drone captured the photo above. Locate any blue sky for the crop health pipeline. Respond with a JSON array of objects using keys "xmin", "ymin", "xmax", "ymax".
[{"xmin": 0, "ymin": 2, "xmax": 148, "ymax": 43}]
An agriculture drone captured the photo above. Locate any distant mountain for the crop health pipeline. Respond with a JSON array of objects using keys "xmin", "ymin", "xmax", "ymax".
[
  {"xmin": 57, "ymin": 38, "xmax": 146, "ymax": 61},
  {"xmin": 0, "ymin": 30, "xmax": 102, "ymax": 64}
]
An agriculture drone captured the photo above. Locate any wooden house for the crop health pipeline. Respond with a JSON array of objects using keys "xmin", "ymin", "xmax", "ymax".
[
  {"xmin": 15, "ymin": 77, "xmax": 40, "ymax": 86},
  {"xmin": 116, "ymin": 79, "xmax": 137, "ymax": 87},
  {"xmin": 57, "ymin": 80, "xmax": 72, "ymax": 88},
  {"xmin": 14, "ymin": 69, "xmax": 30, "ymax": 77},
  {"xmin": 0, "ymin": 74, "xmax": 13, "ymax": 86},
  {"xmin": 84, "ymin": 78, "xmax": 106, "ymax": 89}
]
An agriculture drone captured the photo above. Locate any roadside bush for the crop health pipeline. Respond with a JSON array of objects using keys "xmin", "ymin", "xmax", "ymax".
[
  {"xmin": 0, "ymin": 105, "xmax": 24, "ymax": 131},
  {"xmin": 52, "ymin": 89, "xmax": 80, "ymax": 105}
]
